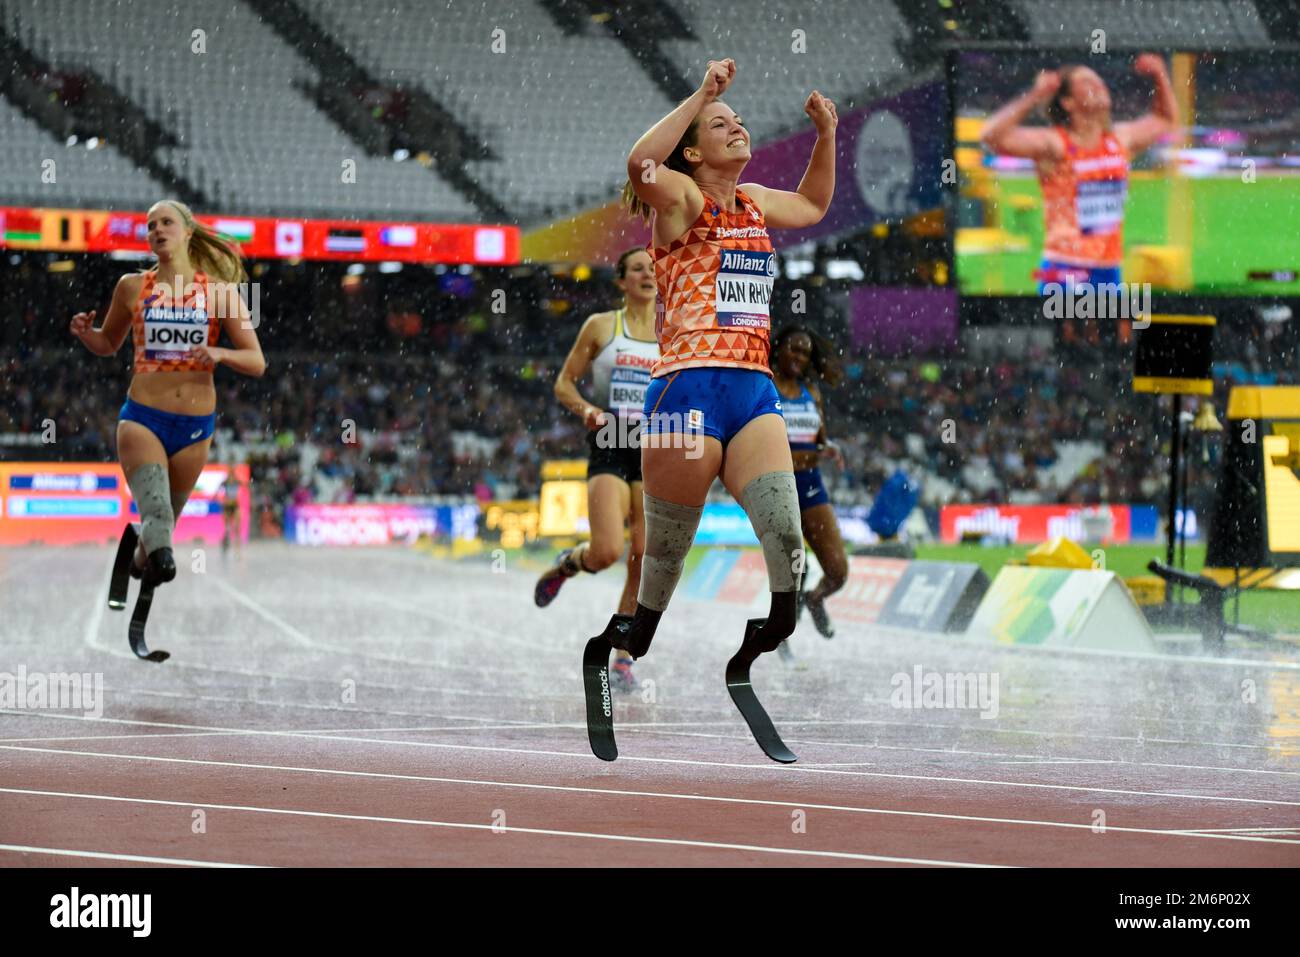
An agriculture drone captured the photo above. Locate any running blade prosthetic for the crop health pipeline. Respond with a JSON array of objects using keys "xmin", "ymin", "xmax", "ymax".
[
  {"xmin": 726, "ymin": 618, "xmax": 797, "ymax": 763},
  {"xmin": 582, "ymin": 614, "xmax": 632, "ymax": 761}
]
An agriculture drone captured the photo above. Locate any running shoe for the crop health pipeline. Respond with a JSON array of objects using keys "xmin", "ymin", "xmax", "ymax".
[
  {"xmin": 534, "ymin": 548, "xmax": 580, "ymax": 607},
  {"xmin": 806, "ymin": 591, "xmax": 835, "ymax": 639}
]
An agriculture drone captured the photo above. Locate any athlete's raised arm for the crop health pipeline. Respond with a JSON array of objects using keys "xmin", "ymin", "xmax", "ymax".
[
  {"xmin": 625, "ymin": 59, "xmax": 734, "ymax": 215},
  {"xmin": 1115, "ymin": 53, "xmax": 1177, "ymax": 155},
  {"xmin": 980, "ymin": 71, "xmax": 1066, "ymax": 161},
  {"xmin": 741, "ymin": 90, "xmax": 838, "ymax": 230}
]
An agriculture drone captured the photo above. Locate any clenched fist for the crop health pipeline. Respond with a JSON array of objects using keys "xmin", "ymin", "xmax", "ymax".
[
  {"xmin": 69, "ymin": 309, "xmax": 96, "ymax": 340},
  {"xmin": 805, "ymin": 90, "xmax": 838, "ymax": 135},
  {"xmin": 700, "ymin": 59, "xmax": 735, "ymax": 100}
]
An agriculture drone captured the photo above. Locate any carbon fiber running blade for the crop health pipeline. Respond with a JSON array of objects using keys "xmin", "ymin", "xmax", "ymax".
[
  {"xmin": 108, "ymin": 524, "xmax": 138, "ymax": 611},
  {"xmin": 128, "ymin": 584, "xmax": 169, "ymax": 663},
  {"xmin": 582, "ymin": 636, "xmax": 617, "ymax": 761},
  {"xmin": 726, "ymin": 644, "xmax": 797, "ymax": 764}
]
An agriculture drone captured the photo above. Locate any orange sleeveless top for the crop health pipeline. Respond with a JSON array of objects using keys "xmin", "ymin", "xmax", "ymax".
[
  {"xmin": 650, "ymin": 188, "xmax": 776, "ymax": 378},
  {"xmin": 131, "ymin": 270, "xmax": 219, "ymax": 374},
  {"xmin": 1039, "ymin": 127, "xmax": 1129, "ymax": 267}
]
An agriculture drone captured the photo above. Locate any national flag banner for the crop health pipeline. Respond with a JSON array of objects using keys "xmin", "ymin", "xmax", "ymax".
[
  {"xmin": 213, "ymin": 218, "xmax": 255, "ymax": 243},
  {"xmin": 1, "ymin": 205, "xmax": 517, "ymax": 264},
  {"xmin": 380, "ymin": 225, "xmax": 417, "ymax": 247},
  {"xmin": 275, "ymin": 220, "xmax": 304, "ymax": 256},
  {"xmin": 3, "ymin": 209, "xmax": 43, "ymax": 244},
  {"xmin": 474, "ymin": 228, "xmax": 506, "ymax": 262},
  {"xmin": 325, "ymin": 228, "xmax": 366, "ymax": 253}
]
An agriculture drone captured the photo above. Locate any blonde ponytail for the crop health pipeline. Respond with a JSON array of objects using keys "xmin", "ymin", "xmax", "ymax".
[{"xmin": 188, "ymin": 222, "xmax": 247, "ymax": 285}]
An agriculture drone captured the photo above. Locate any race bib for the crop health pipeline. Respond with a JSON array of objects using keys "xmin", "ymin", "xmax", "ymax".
[
  {"xmin": 143, "ymin": 305, "xmax": 209, "ymax": 362},
  {"xmin": 1076, "ymin": 179, "xmax": 1125, "ymax": 235},
  {"xmin": 714, "ymin": 249, "xmax": 775, "ymax": 329},
  {"xmin": 782, "ymin": 402, "xmax": 821, "ymax": 445},
  {"xmin": 609, "ymin": 357, "xmax": 653, "ymax": 418}
]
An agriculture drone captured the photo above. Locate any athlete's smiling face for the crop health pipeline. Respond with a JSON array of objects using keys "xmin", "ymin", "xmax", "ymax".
[
  {"xmin": 1062, "ymin": 68, "xmax": 1111, "ymax": 120},
  {"xmin": 146, "ymin": 203, "xmax": 192, "ymax": 258},
  {"xmin": 777, "ymin": 332, "xmax": 813, "ymax": 378},
  {"xmin": 685, "ymin": 101, "xmax": 750, "ymax": 170},
  {"xmin": 616, "ymin": 250, "xmax": 656, "ymax": 303}
]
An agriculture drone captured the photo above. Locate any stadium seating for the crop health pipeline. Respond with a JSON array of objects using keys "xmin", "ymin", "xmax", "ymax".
[
  {"xmin": 0, "ymin": 97, "xmax": 165, "ymax": 208},
  {"xmin": 296, "ymin": 0, "xmax": 681, "ymax": 220},
  {"xmin": 0, "ymin": 0, "xmax": 478, "ymax": 220},
  {"xmin": 661, "ymin": 0, "xmax": 911, "ymax": 143}
]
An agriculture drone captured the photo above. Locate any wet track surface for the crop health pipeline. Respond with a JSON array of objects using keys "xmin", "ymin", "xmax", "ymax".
[{"xmin": 1, "ymin": 544, "xmax": 1297, "ymax": 867}]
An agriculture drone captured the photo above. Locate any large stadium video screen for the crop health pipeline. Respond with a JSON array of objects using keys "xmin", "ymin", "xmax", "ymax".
[{"xmin": 952, "ymin": 50, "xmax": 1300, "ymax": 296}]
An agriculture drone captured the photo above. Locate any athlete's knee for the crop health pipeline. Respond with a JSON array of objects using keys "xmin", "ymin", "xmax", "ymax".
[
  {"xmin": 740, "ymin": 471, "xmax": 804, "ymax": 593},
  {"xmin": 126, "ymin": 463, "xmax": 175, "ymax": 554},
  {"xmin": 584, "ymin": 540, "xmax": 622, "ymax": 571},
  {"xmin": 636, "ymin": 492, "xmax": 703, "ymax": 612},
  {"xmin": 818, "ymin": 559, "xmax": 848, "ymax": 595}
]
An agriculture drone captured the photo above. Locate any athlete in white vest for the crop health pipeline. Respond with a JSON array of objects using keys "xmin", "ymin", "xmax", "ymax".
[{"xmin": 536, "ymin": 248, "xmax": 659, "ymax": 692}]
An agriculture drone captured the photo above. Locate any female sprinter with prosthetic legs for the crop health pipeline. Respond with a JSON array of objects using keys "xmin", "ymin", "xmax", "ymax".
[
  {"xmin": 536, "ymin": 248, "xmax": 660, "ymax": 692},
  {"xmin": 583, "ymin": 58, "xmax": 837, "ymax": 761},
  {"xmin": 771, "ymin": 325, "xmax": 849, "ymax": 644},
  {"xmin": 70, "ymin": 199, "xmax": 266, "ymax": 660}
]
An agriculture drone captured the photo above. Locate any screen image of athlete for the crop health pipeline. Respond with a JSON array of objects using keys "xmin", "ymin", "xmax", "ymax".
[
  {"xmin": 594, "ymin": 57, "xmax": 837, "ymax": 667},
  {"xmin": 979, "ymin": 53, "xmax": 1176, "ymax": 292},
  {"xmin": 771, "ymin": 325, "xmax": 849, "ymax": 644},
  {"xmin": 536, "ymin": 248, "xmax": 660, "ymax": 692},
  {"xmin": 69, "ymin": 200, "xmax": 266, "ymax": 615}
]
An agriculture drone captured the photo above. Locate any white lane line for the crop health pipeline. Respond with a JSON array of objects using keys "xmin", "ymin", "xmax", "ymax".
[
  {"xmin": 3, "ymin": 730, "xmax": 1297, "ymax": 809},
  {"xmin": 210, "ymin": 577, "xmax": 312, "ymax": 646},
  {"xmin": 1168, "ymin": 827, "xmax": 1300, "ymax": 835},
  {"xmin": 0, "ymin": 716, "xmax": 547, "ymax": 745},
  {"xmin": 2, "ymin": 722, "xmax": 1282, "ymax": 781},
  {"xmin": 0, "ymin": 843, "xmax": 258, "ymax": 868},
  {"xmin": 2, "ymin": 756, "xmax": 1295, "ymax": 847},
  {"xmin": 0, "ymin": 787, "xmax": 999, "ymax": 868},
  {"xmin": 619, "ymin": 725, "xmax": 1300, "ymax": 776},
  {"xmin": 115, "ymin": 688, "xmax": 503, "ymax": 716},
  {"xmin": 81, "ymin": 558, "xmax": 114, "ymax": 655},
  {"xmin": 713, "ymin": 722, "xmax": 1283, "ymax": 753},
  {"xmin": 4, "ymin": 709, "xmax": 1294, "ymax": 786},
  {"xmin": 998, "ymin": 760, "xmax": 1128, "ymax": 766}
]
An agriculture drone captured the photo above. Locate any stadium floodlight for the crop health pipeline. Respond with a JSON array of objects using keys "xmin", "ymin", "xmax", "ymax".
[
  {"xmin": 825, "ymin": 259, "xmax": 865, "ymax": 281},
  {"xmin": 784, "ymin": 257, "xmax": 815, "ymax": 279}
]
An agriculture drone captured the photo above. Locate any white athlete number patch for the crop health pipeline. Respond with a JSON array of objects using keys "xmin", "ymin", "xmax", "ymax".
[{"xmin": 714, "ymin": 249, "xmax": 775, "ymax": 329}]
